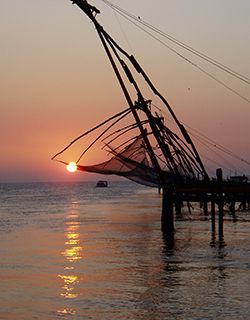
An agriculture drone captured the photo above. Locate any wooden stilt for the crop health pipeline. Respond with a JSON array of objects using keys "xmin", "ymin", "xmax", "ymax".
[
  {"xmin": 175, "ymin": 199, "xmax": 182, "ymax": 217},
  {"xmin": 211, "ymin": 197, "xmax": 216, "ymax": 234},
  {"xmin": 210, "ymin": 194, "xmax": 216, "ymax": 246},
  {"xmin": 161, "ymin": 187, "xmax": 175, "ymax": 249},
  {"xmin": 216, "ymin": 168, "xmax": 225, "ymax": 246},
  {"xmin": 203, "ymin": 199, "xmax": 208, "ymax": 216},
  {"xmin": 229, "ymin": 201, "xmax": 236, "ymax": 222},
  {"xmin": 162, "ymin": 188, "xmax": 174, "ymax": 234}
]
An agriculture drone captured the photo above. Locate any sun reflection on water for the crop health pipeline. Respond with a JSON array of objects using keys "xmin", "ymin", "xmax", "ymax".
[
  {"xmin": 61, "ymin": 209, "xmax": 82, "ymax": 265},
  {"xmin": 57, "ymin": 308, "xmax": 76, "ymax": 316},
  {"xmin": 57, "ymin": 202, "xmax": 83, "ymax": 315}
]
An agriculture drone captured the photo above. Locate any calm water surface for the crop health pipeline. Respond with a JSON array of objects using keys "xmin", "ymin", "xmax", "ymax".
[{"xmin": 0, "ymin": 181, "xmax": 249, "ymax": 319}]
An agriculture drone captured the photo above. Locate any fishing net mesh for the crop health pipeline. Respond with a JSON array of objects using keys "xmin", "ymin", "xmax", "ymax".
[{"xmin": 77, "ymin": 136, "xmax": 159, "ymax": 187}]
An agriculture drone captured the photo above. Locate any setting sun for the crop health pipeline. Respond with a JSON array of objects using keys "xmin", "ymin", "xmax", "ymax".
[{"xmin": 66, "ymin": 162, "xmax": 77, "ymax": 173}]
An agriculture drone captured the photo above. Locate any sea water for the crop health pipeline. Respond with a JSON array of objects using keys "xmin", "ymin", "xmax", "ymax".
[{"xmin": 0, "ymin": 181, "xmax": 249, "ymax": 320}]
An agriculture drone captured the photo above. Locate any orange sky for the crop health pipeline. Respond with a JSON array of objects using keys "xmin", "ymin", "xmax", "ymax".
[{"xmin": 1, "ymin": 0, "xmax": 250, "ymax": 182}]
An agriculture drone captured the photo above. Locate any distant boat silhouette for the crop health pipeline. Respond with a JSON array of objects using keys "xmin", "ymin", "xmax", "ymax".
[{"xmin": 95, "ymin": 180, "xmax": 108, "ymax": 188}]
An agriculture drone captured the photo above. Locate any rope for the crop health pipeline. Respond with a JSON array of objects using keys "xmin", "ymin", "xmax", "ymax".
[{"xmin": 100, "ymin": 0, "xmax": 250, "ymax": 103}]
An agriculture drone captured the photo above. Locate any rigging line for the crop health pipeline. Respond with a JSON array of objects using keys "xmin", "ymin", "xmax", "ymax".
[
  {"xmin": 202, "ymin": 154, "xmax": 232, "ymax": 174},
  {"xmin": 101, "ymin": 1, "xmax": 250, "ymax": 103},
  {"xmin": 201, "ymin": 150, "xmax": 245, "ymax": 176},
  {"xmin": 106, "ymin": 140, "xmax": 151, "ymax": 168},
  {"xmin": 102, "ymin": 138, "xmax": 136, "ymax": 158},
  {"xmin": 101, "ymin": 123, "xmax": 138, "ymax": 144},
  {"xmin": 154, "ymin": 152, "xmax": 169, "ymax": 168},
  {"xmin": 192, "ymin": 133, "xmax": 244, "ymax": 174},
  {"xmin": 184, "ymin": 124, "xmax": 250, "ymax": 165},
  {"xmin": 183, "ymin": 122, "xmax": 250, "ymax": 166},
  {"xmin": 154, "ymin": 111, "xmax": 205, "ymax": 164},
  {"xmin": 151, "ymin": 102, "xmax": 250, "ymax": 166},
  {"xmin": 102, "ymin": 120, "xmax": 149, "ymax": 146},
  {"xmin": 193, "ymin": 64, "xmax": 250, "ymax": 104},
  {"xmin": 144, "ymin": 26, "xmax": 250, "ymax": 84},
  {"xmin": 193, "ymin": 136, "xmax": 233, "ymax": 169},
  {"xmin": 76, "ymin": 109, "xmax": 132, "ymax": 163},
  {"xmin": 160, "ymin": 123, "xmax": 200, "ymax": 171},
  {"xmin": 103, "ymin": 128, "xmax": 140, "ymax": 150},
  {"xmin": 205, "ymin": 165, "xmax": 220, "ymax": 178},
  {"xmin": 105, "ymin": 135, "xmax": 144, "ymax": 154},
  {"xmin": 110, "ymin": 5, "xmax": 134, "ymax": 55},
  {"xmin": 101, "ymin": 0, "xmax": 250, "ymax": 84},
  {"xmin": 105, "ymin": 6, "xmax": 250, "ymax": 104},
  {"xmin": 51, "ymin": 107, "xmax": 131, "ymax": 160}
]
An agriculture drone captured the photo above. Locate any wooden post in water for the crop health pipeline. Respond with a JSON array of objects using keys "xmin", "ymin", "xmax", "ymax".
[
  {"xmin": 211, "ymin": 196, "xmax": 216, "ymax": 234},
  {"xmin": 229, "ymin": 201, "xmax": 236, "ymax": 222},
  {"xmin": 211, "ymin": 181, "xmax": 216, "ymax": 237},
  {"xmin": 175, "ymin": 199, "xmax": 182, "ymax": 217},
  {"xmin": 203, "ymin": 199, "xmax": 208, "ymax": 216},
  {"xmin": 162, "ymin": 187, "xmax": 174, "ymax": 234},
  {"xmin": 216, "ymin": 168, "xmax": 224, "ymax": 244},
  {"xmin": 210, "ymin": 192, "xmax": 216, "ymax": 246},
  {"xmin": 161, "ymin": 187, "xmax": 175, "ymax": 249}
]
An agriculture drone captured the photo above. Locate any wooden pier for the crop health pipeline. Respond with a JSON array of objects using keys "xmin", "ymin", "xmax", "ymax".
[{"xmin": 161, "ymin": 169, "xmax": 250, "ymax": 245}]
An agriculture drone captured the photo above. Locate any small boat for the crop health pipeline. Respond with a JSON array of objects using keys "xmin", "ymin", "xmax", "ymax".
[{"xmin": 96, "ymin": 180, "xmax": 108, "ymax": 188}]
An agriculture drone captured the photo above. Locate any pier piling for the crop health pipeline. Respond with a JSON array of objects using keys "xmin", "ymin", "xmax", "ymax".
[
  {"xmin": 216, "ymin": 168, "xmax": 224, "ymax": 244},
  {"xmin": 161, "ymin": 187, "xmax": 174, "ymax": 235}
]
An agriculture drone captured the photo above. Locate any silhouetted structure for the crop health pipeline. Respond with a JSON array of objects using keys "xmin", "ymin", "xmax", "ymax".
[{"xmin": 52, "ymin": 1, "xmax": 250, "ymax": 244}]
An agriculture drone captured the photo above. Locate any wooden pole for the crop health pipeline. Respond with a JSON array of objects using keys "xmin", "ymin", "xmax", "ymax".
[
  {"xmin": 211, "ymin": 197, "xmax": 216, "ymax": 234},
  {"xmin": 162, "ymin": 187, "xmax": 174, "ymax": 233},
  {"xmin": 203, "ymin": 198, "xmax": 208, "ymax": 216},
  {"xmin": 229, "ymin": 201, "xmax": 236, "ymax": 222},
  {"xmin": 210, "ymin": 193, "xmax": 216, "ymax": 246},
  {"xmin": 175, "ymin": 199, "xmax": 182, "ymax": 217},
  {"xmin": 216, "ymin": 168, "xmax": 224, "ymax": 245},
  {"xmin": 161, "ymin": 187, "xmax": 175, "ymax": 249}
]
